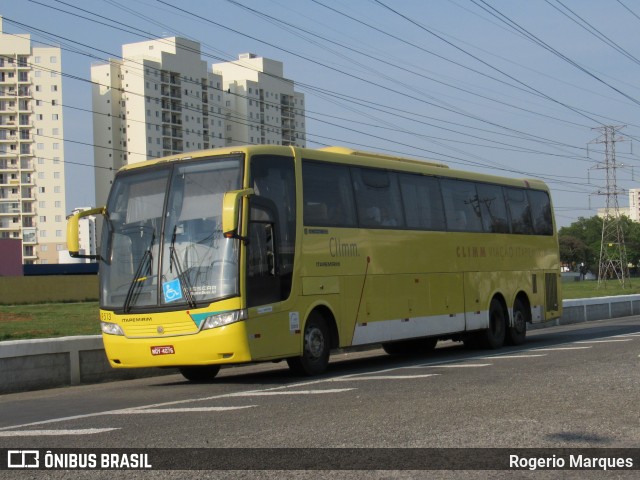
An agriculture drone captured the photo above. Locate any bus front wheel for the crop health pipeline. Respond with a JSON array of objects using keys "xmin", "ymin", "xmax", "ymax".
[
  {"xmin": 179, "ymin": 365, "xmax": 221, "ymax": 382},
  {"xmin": 287, "ymin": 313, "xmax": 330, "ymax": 376}
]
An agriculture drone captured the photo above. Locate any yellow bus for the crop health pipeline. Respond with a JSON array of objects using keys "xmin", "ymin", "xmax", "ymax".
[{"xmin": 67, "ymin": 145, "xmax": 561, "ymax": 381}]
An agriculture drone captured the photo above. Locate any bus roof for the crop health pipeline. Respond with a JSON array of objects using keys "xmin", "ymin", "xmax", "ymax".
[{"xmin": 117, "ymin": 144, "xmax": 549, "ymax": 192}]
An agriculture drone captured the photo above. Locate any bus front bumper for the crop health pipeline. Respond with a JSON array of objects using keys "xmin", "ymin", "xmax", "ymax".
[{"xmin": 102, "ymin": 322, "xmax": 252, "ymax": 368}]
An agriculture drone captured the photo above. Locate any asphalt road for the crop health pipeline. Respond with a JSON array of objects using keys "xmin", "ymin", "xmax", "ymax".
[{"xmin": 1, "ymin": 316, "xmax": 639, "ymax": 479}]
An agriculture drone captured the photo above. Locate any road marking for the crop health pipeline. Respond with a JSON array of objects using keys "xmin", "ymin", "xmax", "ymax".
[
  {"xmin": 334, "ymin": 374, "xmax": 439, "ymax": 381},
  {"xmin": 425, "ymin": 364, "xmax": 492, "ymax": 368},
  {"xmin": 533, "ymin": 347, "xmax": 592, "ymax": 351},
  {"xmin": 575, "ymin": 339, "xmax": 633, "ymax": 344},
  {"xmin": 479, "ymin": 354, "xmax": 547, "ymax": 359},
  {"xmin": 119, "ymin": 406, "xmax": 257, "ymax": 414},
  {"xmin": 225, "ymin": 388, "xmax": 354, "ymax": 397},
  {"xmin": 0, "ymin": 428, "xmax": 119, "ymax": 437}
]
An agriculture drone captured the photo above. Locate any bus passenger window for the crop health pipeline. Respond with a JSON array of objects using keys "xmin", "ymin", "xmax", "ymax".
[
  {"xmin": 302, "ymin": 161, "xmax": 357, "ymax": 227},
  {"xmin": 528, "ymin": 190, "xmax": 553, "ymax": 235},
  {"xmin": 352, "ymin": 167, "xmax": 404, "ymax": 229},
  {"xmin": 505, "ymin": 188, "xmax": 533, "ymax": 235},
  {"xmin": 441, "ymin": 179, "xmax": 483, "ymax": 232},
  {"xmin": 477, "ymin": 184, "xmax": 509, "ymax": 233},
  {"xmin": 399, "ymin": 174, "xmax": 445, "ymax": 231}
]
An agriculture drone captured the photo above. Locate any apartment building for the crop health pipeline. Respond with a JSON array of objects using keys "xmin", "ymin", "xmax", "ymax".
[
  {"xmin": 0, "ymin": 17, "xmax": 67, "ymax": 264},
  {"xmin": 92, "ymin": 38, "xmax": 306, "ymax": 208},
  {"xmin": 627, "ymin": 188, "xmax": 640, "ymax": 222},
  {"xmin": 91, "ymin": 37, "xmax": 227, "ymax": 208},
  {"xmin": 213, "ymin": 53, "xmax": 306, "ymax": 148}
]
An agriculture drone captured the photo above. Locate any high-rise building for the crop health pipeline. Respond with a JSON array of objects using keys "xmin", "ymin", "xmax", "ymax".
[
  {"xmin": 91, "ymin": 37, "xmax": 226, "ymax": 208},
  {"xmin": 213, "ymin": 53, "xmax": 306, "ymax": 148},
  {"xmin": 91, "ymin": 38, "xmax": 306, "ymax": 208},
  {"xmin": 0, "ymin": 17, "xmax": 67, "ymax": 264}
]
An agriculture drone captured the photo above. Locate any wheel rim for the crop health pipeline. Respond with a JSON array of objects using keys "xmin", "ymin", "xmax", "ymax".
[{"xmin": 305, "ymin": 326, "xmax": 325, "ymax": 360}]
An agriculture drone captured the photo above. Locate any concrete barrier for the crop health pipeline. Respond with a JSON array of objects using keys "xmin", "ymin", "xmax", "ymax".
[
  {"xmin": 2, "ymin": 294, "xmax": 640, "ymax": 394},
  {"xmin": 0, "ymin": 335, "xmax": 176, "ymax": 394}
]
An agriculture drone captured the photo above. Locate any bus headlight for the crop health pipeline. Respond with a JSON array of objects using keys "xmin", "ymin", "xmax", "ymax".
[
  {"xmin": 101, "ymin": 321, "xmax": 125, "ymax": 336},
  {"xmin": 201, "ymin": 309, "xmax": 247, "ymax": 330}
]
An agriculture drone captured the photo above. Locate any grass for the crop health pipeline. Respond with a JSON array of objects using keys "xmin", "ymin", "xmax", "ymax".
[
  {"xmin": 561, "ymin": 278, "xmax": 640, "ymax": 299},
  {"xmin": 0, "ymin": 302, "xmax": 100, "ymax": 341},
  {"xmin": 1, "ymin": 279, "xmax": 639, "ymax": 341}
]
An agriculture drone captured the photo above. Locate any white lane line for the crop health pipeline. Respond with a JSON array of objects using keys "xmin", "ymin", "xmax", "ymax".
[
  {"xmin": 479, "ymin": 354, "xmax": 547, "ymax": 359},
  {"xmin": 0, "ymin": 428, "xmax": 119, "ymax": 437},
  {"xmin": 334, "ymin": 374, "xmax": 439, "ymax": 381},
  {"xmin": 575, "ymin": 339, "xmax": 633, "ymax": 344},
  {"xmin": 426, "ymin": 364, "xmax": 492, "ymax": 368},
  {"xmin": 225, "ymin": 388, "xmax": 354, "ymax": 397},
  {"xmin": 120, "ymin": 406, "xmax": 257, "ymax": 414},
  {"xmin": 533, "ymin": 347, "xmax": 592, "ymax": 351}
]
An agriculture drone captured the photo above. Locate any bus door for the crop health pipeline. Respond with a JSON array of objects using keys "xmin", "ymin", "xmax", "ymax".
[{"xmin": 245, "ymin": 155, "xmax": 298, "ymax": 359}]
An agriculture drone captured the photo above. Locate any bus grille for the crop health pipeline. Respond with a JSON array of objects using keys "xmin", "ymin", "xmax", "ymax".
[{"xmin": 123, "ymin": 320, "xmax": 199, "ymax": 338}]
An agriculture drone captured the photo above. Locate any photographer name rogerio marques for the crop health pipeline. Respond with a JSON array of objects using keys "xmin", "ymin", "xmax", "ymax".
[{"xmin": 510, "ymin": 454, "xmax": 634, "ymax": 471}]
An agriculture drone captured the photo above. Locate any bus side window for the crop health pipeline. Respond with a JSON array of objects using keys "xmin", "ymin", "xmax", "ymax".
[
  {"xmin": 352, "ymin": 167, "xmax": 404, "ymax": 229},
  {"xmin": 528, "ymin": 190, "xmax": 553, "ymax": 235},
  {"xmin": 441, "ymin": 179, "xmax": 483, "ymax": 232},
  {"xmin": 302, "ymin": 161, "xmax": 357, "ymax": 227},
  {"xmin": 505, "ymin": 187, "xmax": 533, "ymax": 235},
  {"xmin": 399, "ymin": 174, "xmax": 445, "ymax": 231},
  {"xmin": 476, "ymin": 183, "xmax": 509, "ymax": 233}
]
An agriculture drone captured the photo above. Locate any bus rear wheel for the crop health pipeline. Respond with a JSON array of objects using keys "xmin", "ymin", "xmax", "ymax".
[
  {"xmin": 484, "ymin": 298, "xmax": 507, "ymax": 349},
  {"xmin": 506, "ymin": 299, "xmax": 528, "ymax": 345},
  {"xmin": 287, "ymin": 313, "xmax": 330, "ymax": 376},
  {"xmin": 465, "ymin": 298, "xmax": 506, "ymax": 349},
  {"xmin": 178, "ymin": 365, "xmax": 221, "ymax": 382}
]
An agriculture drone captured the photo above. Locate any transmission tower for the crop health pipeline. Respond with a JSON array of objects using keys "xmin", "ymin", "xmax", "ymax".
[{"xmin": 589, "ymin": 125, "xmax": 630, "ymax": 287}]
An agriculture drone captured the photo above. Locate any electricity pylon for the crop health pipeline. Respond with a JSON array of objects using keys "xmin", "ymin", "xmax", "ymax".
[{"xmin": 590, "ymin": 125, "xmax": 630, "ymax": 287}]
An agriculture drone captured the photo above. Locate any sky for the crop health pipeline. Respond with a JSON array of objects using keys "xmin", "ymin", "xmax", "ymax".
[{"xmin": 3, "ymin": 0, "xmax": 640, "ymax": 228}]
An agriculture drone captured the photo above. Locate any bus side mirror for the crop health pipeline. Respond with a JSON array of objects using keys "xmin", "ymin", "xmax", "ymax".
[
  {"xmin": 222, "ymin": 188, "xmax": 254, "ymax": 239},
  {"xmin": 66, "ymin": 206, "xmax": 106, "ymax": 259}
]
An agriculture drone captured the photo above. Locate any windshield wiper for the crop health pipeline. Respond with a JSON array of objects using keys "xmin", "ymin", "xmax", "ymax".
[
  {"xmin": 169, "ymin": 225, "xmax": 197, "ymax": 308},
  {"xmin": 123, "ymin": 230, "xmax": 155, "ymax": 313}
]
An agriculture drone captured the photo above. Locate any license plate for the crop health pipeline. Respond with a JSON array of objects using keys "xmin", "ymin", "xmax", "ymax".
[{"xmin": 151, "ymin": 345, "xmax": 175, "ymax": 355}]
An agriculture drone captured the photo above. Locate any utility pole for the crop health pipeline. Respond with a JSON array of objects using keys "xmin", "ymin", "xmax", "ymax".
[{"xmin": 589, "ymin": 125, "xmax": 630, "ymax": 287}]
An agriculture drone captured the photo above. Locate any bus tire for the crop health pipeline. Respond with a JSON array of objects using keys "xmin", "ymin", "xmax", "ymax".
[
  {"xmin": 382, "ymin": 337, "xmax": 438, "ymax": 355},
  {"xmin": 287, "ymin": 312, "xmax": 330, "ymax": 376},
  {"xmin": 482, "ymin": 298, "xmax": 507, "ymax": 349},
  {"xmin": 506, "ymin": 298, "xmax": 528, "ymax": 345},
  {"xmin": 178, "ymin": 365, "xmax": 221, "ymax": 382}
]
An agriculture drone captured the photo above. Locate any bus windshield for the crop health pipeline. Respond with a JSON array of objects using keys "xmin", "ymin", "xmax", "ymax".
[{"xmin": 100, "ymin": 155, "xmax": 244, "ymax": 312}]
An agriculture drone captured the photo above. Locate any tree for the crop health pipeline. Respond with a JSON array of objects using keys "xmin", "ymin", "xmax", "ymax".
[
  {"xmin": 558, "ymin": 235, "xmax": 592, "ymax": 270},
  {"xmin": 558, "ymin": 214, "xmax": 640, "ymax": 275},
  {"xmin": 558, "ymin": 216, "xmax": 601, "ymax": 271}
]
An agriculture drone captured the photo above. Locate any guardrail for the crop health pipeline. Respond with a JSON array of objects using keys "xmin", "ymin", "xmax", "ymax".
[{"xmin": 2, "ymin": 295, "xmax": 640, "ymax": 394}]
